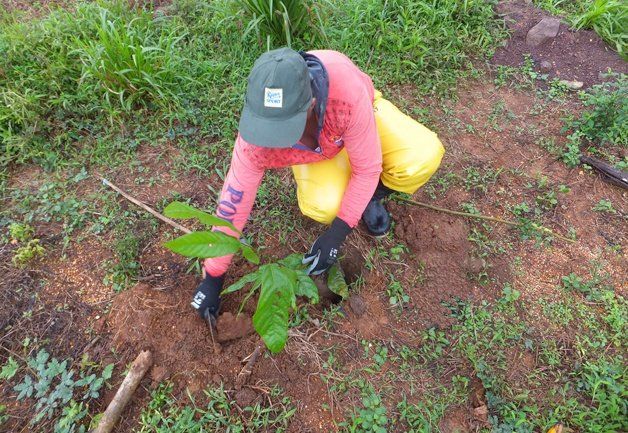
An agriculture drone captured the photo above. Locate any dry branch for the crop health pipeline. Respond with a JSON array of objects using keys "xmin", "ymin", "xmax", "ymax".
[
  {"xmin": 395, "ymin": 196, "xmax": 576, "ymax": 243},
  {"xmin": 580, "ymin": 155, "xmax": 628, "ymax": 190},
  {"xmin": 101, "ymin": 178, "xmax": 191, "ymax": 234},
  {"xmin": 92, "ymin": 350, "xmax": 153, "ymax": 433},
  {"xmin": 235, "ymin": 343, "xmax": 264, "ymax": 390}
]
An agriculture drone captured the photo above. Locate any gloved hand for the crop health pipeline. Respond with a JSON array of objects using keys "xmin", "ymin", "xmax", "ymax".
[
  {"xmin": 191, "ymin": 274, "xmax": 224, "ymax": 326},
  {"xmin": 303, "ymin": 217, "xmax": 352, "ymax": 275}
]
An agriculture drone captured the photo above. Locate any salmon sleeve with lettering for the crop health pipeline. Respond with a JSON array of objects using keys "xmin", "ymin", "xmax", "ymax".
[
  {"xmin": 335, "ymin": 83, "xmax": 382, "ymax": 227},
  {"xmin": 203, "ymin": 136, "xmax": 265, "ymax": 277}
]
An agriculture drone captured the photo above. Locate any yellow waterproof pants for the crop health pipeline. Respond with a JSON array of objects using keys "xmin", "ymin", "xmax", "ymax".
[{"xmin": 292, "ymin": 91, "xmax": 445, "ymax": 224}]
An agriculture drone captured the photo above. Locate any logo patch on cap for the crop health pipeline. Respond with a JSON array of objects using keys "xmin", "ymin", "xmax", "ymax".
[{"xmin": 264, "ymin": 88, "xmax": 283, "ymax": 108}]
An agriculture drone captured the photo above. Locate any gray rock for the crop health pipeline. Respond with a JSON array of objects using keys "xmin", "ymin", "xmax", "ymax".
[
  {"xmin": 526, "ymin": 18, "xmax": 561, "ymax": 47},
  {"xmin": 539, "ymin": 60, "xmax": 552, "ymax": 72}
]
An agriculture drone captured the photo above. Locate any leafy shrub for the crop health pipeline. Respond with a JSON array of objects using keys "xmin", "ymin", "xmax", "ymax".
[
  {"xmin": 570, "ymin": 75, "xmax": 627, "ymax": 148},
  {"xmin": 561, "ymin": 74, "xmax": 626, "ymax": 166}
]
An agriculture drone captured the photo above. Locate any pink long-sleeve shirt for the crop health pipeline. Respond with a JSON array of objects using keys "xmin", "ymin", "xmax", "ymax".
[{"xmin": 205, "ymin": 50, "xmax": 382, "ymax": 276}]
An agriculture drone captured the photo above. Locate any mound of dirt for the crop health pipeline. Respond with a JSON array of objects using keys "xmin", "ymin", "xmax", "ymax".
[
  {"xmin": 493, "ymin": 0, "xmax": 627, "ymax": 87},
  {"xmin": 107, "ymin": 282, "xmax": 258, "ymax": 390}
]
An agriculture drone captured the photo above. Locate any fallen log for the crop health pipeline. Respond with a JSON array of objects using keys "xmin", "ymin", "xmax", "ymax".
[
  {"xmin": 92, "ymin": 350, "xmax": 153, "ymax": 433},
  {"xmin": 580, "ymin": 155, "xmax": 628, "ymax": 190}
]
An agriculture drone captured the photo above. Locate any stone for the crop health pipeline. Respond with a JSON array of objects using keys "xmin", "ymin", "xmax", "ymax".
[
  {"xmin": 348, "ymin": 294, "xmax": 367, "ymax": 317},
  {"xmin": 539, "ymin": 60, "xmax": 552, "ymax": 72},
  {"xmin": 526, "ymin": 18, "xmax": 561, "ymax": 47},
  {"xmin": 559, "ymin": 80, "xmax": 584, "ymax": 90}
]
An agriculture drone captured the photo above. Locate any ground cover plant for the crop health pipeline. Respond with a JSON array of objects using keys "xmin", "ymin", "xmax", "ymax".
[{"xmin": 1, "ymin": 0, "xmax": 627, "ymax": 431}]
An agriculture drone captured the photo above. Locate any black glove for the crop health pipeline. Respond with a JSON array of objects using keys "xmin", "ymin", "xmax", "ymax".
[
  {"xmin": 191, "ymin": 274, "xmax": 224, "ymax": 326},
  {"xmin": 303, "ymin": 217, "xmax": 352, "ymax": 275}
]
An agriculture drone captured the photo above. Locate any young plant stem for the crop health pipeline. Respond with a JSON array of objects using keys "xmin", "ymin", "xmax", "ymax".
[
  {"xmin": 394, "ymin": 196, "xmax": 576, "ymax": 243},
  {"xmin": 101, "ymin": 178, "xmax": 191, "ymax": 234}
]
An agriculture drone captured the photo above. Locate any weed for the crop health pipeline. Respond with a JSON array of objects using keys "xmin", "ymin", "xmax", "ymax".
[
  {"xmin": 340, "ymin": 388, "xmax": 388, "ymax": 433},
  {"xmin": 463, "ymin": 166, "xmax": 502, "ymax": 194},
  {"xmin": 137, "ymin": 382, "xmax": 296, "ymax": 432},
  {"xmin": 592, "ymin": 198, "xmax": 616, "ymax": 213},
  {"xmin": 424, "ymin": 171, "xmax": 458, "ymax": 199},
  {"xmin": 562, "ymin": 74, "xmax": 627, "ymax": 165},
  {"xmin": 12, "ymin": 239, "xmax": 45, "ymax": 267},
  {"xmin": 534, "ymin": 0, "xmax": 627, "ymax": 58},
  {"xmin": 326, "ymin": 0, "xmax": 505, "ymax": 92},
  {"xmin": 3, "ymin": 349, "xmax": 113, "ymax": 429},
  {"xmin": 238, "ymin": 0, "xmax": 325, "ymax": 47},
  {"xmin": 387, "ymin": 277, "xmax": 410, "ymax": 312}
]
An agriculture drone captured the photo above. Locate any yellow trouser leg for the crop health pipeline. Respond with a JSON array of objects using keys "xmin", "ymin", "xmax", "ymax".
[
  {"xmin": 374, "ymin": 90, "xmax": 445, "ymax": 194},
  {"xmin": 292, "ymin": 91, "xmax": 445, "ymax": 224}
]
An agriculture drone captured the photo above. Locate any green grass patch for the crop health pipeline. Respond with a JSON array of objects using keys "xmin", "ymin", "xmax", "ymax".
[{"xmin": 136, "ymin": 382, "xmax": 295, "ymax": 432}]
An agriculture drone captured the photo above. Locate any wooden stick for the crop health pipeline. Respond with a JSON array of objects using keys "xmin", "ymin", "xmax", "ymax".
[
  {"xmin": 101, "ymin": 178, "xmax": 191, "ymax": 234},
  {"xmin": 395, "ymin": 196, "xmax": 576, "ymax": 243},
  {"xmin": 92, "ymin": 350, "xmax": 153, "ymax": 433},
  {"xmin": 235, "ymin": 343, "xmax": 264, "ymax": 390}
]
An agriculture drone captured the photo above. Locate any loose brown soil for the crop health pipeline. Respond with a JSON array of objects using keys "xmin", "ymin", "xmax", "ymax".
[{"xmin": 493, "ymin": 0, "xmax": 628, "ymax": 87}]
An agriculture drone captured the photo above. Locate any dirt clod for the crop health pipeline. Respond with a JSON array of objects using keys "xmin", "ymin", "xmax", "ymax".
[
  {"xmin": 439, "ymin": 406, "xmax": 471, "ymax": 433},
  {"xmin": 348, "ymin": 294, "xmax": 367, "ymax": 317},
  {"xmin": 235, "ymin": 388, "xmax": 260, "ymax": 407},
  {"xmin": 216, "ymin": 312, "xmax": 254, "ymax": 343}
]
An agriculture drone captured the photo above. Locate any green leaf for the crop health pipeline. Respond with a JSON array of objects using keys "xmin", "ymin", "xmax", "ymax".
[
  {"xmin": 253, "ymin": 264, "xmax": 297, "ymax": 353},
  {"xmin": 101, "ymin": 364, "xmax": 114, "ymax": 381},
  {"xmin": 0, "ymin": 357, "xmax": 19, "ymax": 380},
  {"xmin": 327, "ymin": 263, "xmax": 349, "ymax": 299},
  {"xmin": 163, "ymin": 201, "xmax": 239, "ymax": 233},
  {"xmin": 277, "ymin": 253, "xmax": 306, "ymax": 270},
  {"xmin": 164, "ymin": 231, "xmax": 241, "ymax": 258},
  {"xmin": 241, "ymin": 244, "xmax": 260, "ymax": 264},
  {"xmin": 294, "ymin": 271, "xmax": 319, "ymax": 304},
  {"xmin": 223, "ymin": 270, "xmax": 260, "ymax": 294}
]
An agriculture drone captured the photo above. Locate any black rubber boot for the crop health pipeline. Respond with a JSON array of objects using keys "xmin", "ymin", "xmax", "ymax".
[{"xmin": 361, "ymin": 181, "xmax": 393, "ymax": 237}]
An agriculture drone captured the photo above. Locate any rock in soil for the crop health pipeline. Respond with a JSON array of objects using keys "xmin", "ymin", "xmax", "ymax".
[
  {"xmin": 539, "ymin": 60, "xmax": 552, "ymax": 72},
  {"xmin": 559, "ymin": 79, "xmax": 584, "ymax": 90},
  {"xmin": 348, "ymin": 294, "xmax": 367, "ymax": 317},
  {"xmin": 235, "ymin": 388, "xmax": 259, "ymax": 407},
  {"xmin": 526, "ymin": 17, "xmax": 560, "ymax": 47},
  {"xmin": 216, "ymin": 312, "xmax": 254, "ymax": 343}
]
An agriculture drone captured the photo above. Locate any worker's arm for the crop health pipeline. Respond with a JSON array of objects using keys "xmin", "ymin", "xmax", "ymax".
[
  {"xmin": 303, "ymin": 87, "xmax": 381, "ymax": 275},
  {"xmin": 203, "ymin": 135, "xmax": 265, "ymax": 277},
  {"xmin": 336, "ymin": 88, "xmax": 382, "ymax": 227}
]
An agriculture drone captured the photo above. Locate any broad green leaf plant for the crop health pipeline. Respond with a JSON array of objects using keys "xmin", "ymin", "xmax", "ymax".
[{"xmin": 163, "ymin": 201, "xmax": 347, "ymax": 353}]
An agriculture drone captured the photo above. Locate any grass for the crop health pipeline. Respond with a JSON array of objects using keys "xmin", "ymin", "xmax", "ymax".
[
  {"xmin": 136, "ymin": 382, "xmax": 296, "ymax": 432},
  {"xmin": 0, "ymin": 0, "xmax": 505, "ymax": 184}
]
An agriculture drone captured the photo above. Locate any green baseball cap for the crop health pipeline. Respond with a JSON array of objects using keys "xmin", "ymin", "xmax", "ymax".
[{"xmin": 239, "ymin": 47, "xmax": 312, "ymax": 148}]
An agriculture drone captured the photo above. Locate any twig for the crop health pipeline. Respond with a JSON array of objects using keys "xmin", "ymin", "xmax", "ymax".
[
  {"xmin": 235, "ymin": 343, "xmax": 264, "ymax": 390},
  {"xmin": 395, "ymin": 196, "xmax": 576, "ymax": 243},
  {"xmin": 101, "ymin": 178, "xmax": 191, "ymax": 234},
  {"xmin": 92, "ymin": 350, "xmax": 153, "ymax": 433}
]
